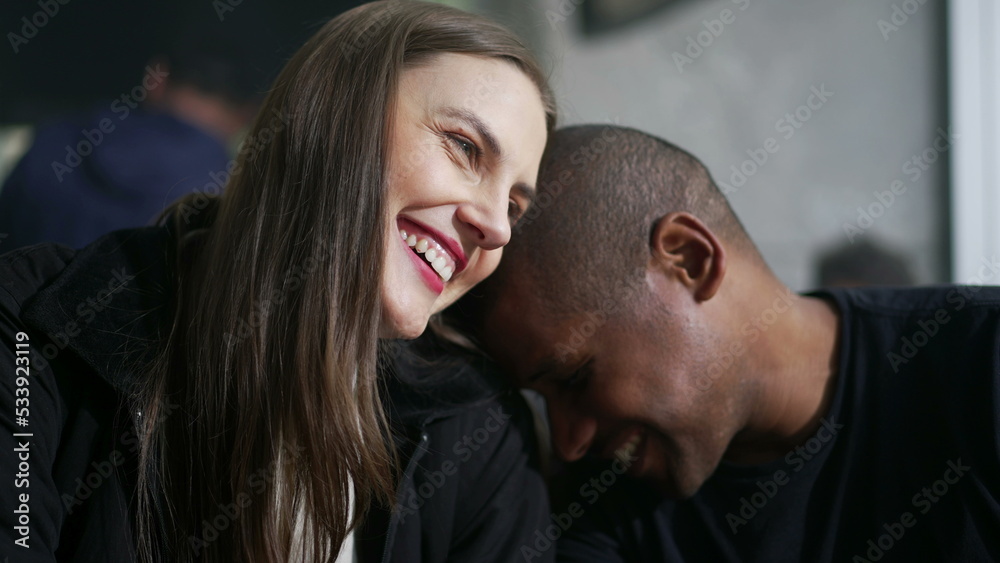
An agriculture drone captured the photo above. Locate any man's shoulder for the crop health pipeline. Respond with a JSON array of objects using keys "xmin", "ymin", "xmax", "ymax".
[
  {"xmin": 819, "ymin": 285, "xmax": 1000, "ymax": 315},
  {"xmin": 815, "ymin": 286, "xmax": 1000, "ymax": 338},
  {"xmin": 814, "ymin": 285, "xmax": 1000, "ymax": 380}
]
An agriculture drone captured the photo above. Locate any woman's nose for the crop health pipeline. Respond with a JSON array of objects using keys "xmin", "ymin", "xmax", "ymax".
[{"xmin": 455, "ymin": 193, "xmax": 512, "ymax": 250}]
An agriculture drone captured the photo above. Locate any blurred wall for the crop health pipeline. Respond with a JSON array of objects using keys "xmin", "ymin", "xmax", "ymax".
[{"xmin": 514, "ymin": 0, "xmax": 948, "ymax": 290}]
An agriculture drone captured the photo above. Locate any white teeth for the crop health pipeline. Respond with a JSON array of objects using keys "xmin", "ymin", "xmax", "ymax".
[
  {"xmin": 430, "ymin": 257, "xmax": 450, "ymax": 280},
  {"xmin": 429, "ymin": 256, "xmax": 454, "ymax": 282},
  {"xmin": 401, "ymin": 228, "xmax": 456, "ymax": 283}
]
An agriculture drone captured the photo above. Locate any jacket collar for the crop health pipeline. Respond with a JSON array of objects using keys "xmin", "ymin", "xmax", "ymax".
[{"xmin": 381, "ymin": 338, "xmax": 509, "ymax": 428}]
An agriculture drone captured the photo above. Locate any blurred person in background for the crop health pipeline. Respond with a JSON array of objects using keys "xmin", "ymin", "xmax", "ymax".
[
  {"xmin": 816, "ymin": 238, "xmax": 915, "ymax": 287},
  {"xmin": 0, "ymin": 32, "xmax": 259, "ymax": 250}
]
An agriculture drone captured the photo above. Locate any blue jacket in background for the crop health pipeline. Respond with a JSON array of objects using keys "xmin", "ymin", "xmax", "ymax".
[{"xmin": 0, "ymin": 107, "xmax": 229, "ymax": 250}]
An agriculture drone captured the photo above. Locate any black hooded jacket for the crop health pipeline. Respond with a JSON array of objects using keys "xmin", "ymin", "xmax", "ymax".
[{"xmin": 0, "ymin": 223, "xmax": 551, "ymax": 562}]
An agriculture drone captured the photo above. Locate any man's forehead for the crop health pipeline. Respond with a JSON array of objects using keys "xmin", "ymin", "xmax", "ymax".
[
  {"xmin": 483, "ymin": 285, "xmax": 587, "ymax": 381},
  {"xmin": 483, "ymin": 286, "xmax": 548, "ymax": 347}
]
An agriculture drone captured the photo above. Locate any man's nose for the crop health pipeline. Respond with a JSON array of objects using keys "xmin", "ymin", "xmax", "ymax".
[{"xmin": 547, "ymin": 398, "xmax": 597, "ymax": 462}]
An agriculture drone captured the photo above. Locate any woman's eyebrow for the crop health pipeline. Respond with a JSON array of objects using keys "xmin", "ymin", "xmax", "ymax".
[{"xmin": 440, "ymin": 106, "xmax": 503, "ymax": 160}]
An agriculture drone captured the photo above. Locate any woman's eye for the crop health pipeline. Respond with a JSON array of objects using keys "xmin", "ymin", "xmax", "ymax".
[
  {"xmin": 508, "ymin": 200, "xmax": 523, "ymax": 223},
  {"xmin": 448, "ymin": 134, "xmax": 477, "ymax": 160}
]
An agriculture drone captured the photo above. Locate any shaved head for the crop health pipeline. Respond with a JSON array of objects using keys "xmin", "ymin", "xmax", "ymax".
[
  {"xmin": 477, "ymin": 124, "xmax": 759, "ymax": 320},
  {"xmin": 448, "ymin": 125, "xmax": 839, "ymax": 499}
]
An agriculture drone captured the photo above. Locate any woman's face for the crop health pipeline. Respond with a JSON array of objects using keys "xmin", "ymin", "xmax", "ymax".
[{"xmin": 381, "ymin": 53, "xmax": 548, "ymax": 338}]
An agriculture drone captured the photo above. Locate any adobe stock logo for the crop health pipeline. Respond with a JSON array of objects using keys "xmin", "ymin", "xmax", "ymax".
[
  {"xmin": 7, "ymin": 0, "xmax": 72, "ymax": 54},
  {"xmin": 694, "ymin": 288, "xmax": 796, "ymax": 393},
  {"xmin": 876, "ymin": 0, "xmax": 929, "ymax": 41},
  {"xmin": 852, "ymin": 458, "xmax": 970, "ymax": 562},
  {"xmin": 520, "ymin": 449, "xmax": 636, "ymax": 561},
  {"xmin": 212, "ymin": 0, "xmax": 245, "ymax": 21},
  {"xmin": 843, "ymin": 126, "xmax": 956, "ymax": 243},
  {"xmin": 725, "ymin": 417, "xmax": 843, "ymax": 534},
  {"xmin": 544, "ymin": 0, "xmax": 584, "ymax": 29},
  {"xmin": 50, "ymin": 66, "xmax": 171, "ymax": 183},
  {"xmin": 718, "ymin": 84, "xmax": 833, "ymax": 195},
  {"xmin": 670, "ymin": 0, "xmax": 751, "ymax": 73},
  {"xmin": 884, "ymin": 254, "xmax": 998, "ymax": 372}
]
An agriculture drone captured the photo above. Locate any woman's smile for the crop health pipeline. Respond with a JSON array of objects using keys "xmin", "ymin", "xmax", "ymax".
[{"xmin": 397, "ymin": 216, "xmax": 466, "ymax": 292}]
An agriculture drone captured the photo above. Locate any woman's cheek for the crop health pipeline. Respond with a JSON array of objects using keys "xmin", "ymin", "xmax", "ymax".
[
  {"xmin": 473, "ymin": 248, "xmax": 503, "ymax": 283},
  {"xmin": 433, "ymin": 249, "xmax": 502, "ymax": 312}
]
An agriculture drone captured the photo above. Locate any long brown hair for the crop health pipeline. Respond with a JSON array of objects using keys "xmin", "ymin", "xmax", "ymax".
[{"xmin": 135, "ymin": 1, "xmax": 556, "ymax": 561}]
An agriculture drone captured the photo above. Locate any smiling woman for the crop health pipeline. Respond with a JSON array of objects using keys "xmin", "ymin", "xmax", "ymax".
[
  {"xmin": 0, "ymin": 1, "xmax": 555, "ymax": 562},
  {"xmin": 384, "ymin": 52, "xmax": 549, "ymax": 338}
]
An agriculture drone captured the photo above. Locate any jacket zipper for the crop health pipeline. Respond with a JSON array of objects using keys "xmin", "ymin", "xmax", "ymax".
[{"xmin": 379, "ymin": 431, "xmax": 430, "ymax": 563}]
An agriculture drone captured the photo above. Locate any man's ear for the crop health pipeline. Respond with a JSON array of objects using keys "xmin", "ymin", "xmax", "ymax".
[{"xmin": 648, "ymin": 212, "xmax": 726, "ymax": 302}]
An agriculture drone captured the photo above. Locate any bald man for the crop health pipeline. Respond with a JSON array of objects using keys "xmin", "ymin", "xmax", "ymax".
[{"xmin": 454, "ymin": 126, "xmax": 1000, "ymax": 562}]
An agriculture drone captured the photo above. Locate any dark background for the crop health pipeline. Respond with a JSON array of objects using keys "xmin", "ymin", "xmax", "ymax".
[
  {"xmin": 0, "ymin": 0, "xmax": 687, "ymax": 124},
  {"xmin": 0, "ymin": 0, "xmax": 366, "ymax": 124}
]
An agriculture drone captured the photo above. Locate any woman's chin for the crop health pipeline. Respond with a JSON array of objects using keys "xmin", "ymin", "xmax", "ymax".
[{"xmin": 379, "ymin": 309, "xmax": 431, "ymax": 340}]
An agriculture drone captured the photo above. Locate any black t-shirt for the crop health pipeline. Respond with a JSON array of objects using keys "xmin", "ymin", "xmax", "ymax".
[{"xmin": 553, "ymin": 286, "xmax": 1000, "ymax": 562}]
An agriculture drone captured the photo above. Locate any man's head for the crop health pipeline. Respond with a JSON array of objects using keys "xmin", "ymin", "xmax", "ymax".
[
  {"xmin": 460, "ymin": 125, "xmax": 776, "ymax": 498},
  {"xmin": 146, "ymin": 30, "xmax": 263, "ymax": 144}
]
